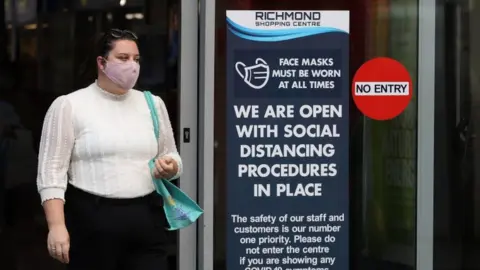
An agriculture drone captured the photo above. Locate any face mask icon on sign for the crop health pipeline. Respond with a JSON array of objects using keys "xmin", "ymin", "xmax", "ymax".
[{"xmin": 235, "ymin": 58, "xmax": 270, "ymax": 89}]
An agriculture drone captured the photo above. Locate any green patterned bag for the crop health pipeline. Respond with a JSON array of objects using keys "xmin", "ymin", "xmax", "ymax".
[{"xmin": 144, "ymin": 91, "xmax": 203, "ymax": 230}]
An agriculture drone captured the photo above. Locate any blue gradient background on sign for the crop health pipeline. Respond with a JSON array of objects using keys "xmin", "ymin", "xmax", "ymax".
[{"xmin": 227, "ymin": 17, "xmax": 347, "ymax": 42}]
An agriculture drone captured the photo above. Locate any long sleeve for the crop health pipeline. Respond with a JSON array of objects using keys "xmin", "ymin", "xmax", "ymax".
[
  {"xmin": 37, "ymin": 96, "xmax": 75, "ymax": 203},
  {"xmin": 155, "ymin": 96, "xmax": 183, "ymax": 180}
]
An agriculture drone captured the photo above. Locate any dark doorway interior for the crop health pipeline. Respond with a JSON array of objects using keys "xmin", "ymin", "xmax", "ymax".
[{"xmin": 0, "ymin": 0, "xmax": 180, "ymax": 269}]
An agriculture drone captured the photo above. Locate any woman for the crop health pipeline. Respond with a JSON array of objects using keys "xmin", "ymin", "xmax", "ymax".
[{"xmin": 36, "ymin": 29, "xmax": 182, "ymax": 270}]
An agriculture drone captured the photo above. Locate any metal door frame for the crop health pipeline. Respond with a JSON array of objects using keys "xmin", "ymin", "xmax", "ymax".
[
  {"xmin": 179, "ymin": 0, "xmax": 215, "ymax": 269},
  {"xmin": 416, "ymin": 0, "xmax": 436, "ymax": 268},
  {"xmin": 178, "ymin": 1, "xmax": 199, "ymax": 270},
  {"xmin": 198, "ymin": 0, "xmax": 215, "ymax": 269}
]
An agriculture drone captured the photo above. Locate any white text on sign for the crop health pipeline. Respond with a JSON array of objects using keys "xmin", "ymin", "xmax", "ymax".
[{"xmin": 354, "ymin": 82, "xmax": 409, "ymax": 96}]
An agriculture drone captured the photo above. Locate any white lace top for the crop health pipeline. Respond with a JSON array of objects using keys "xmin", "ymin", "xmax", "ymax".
[{"xmin": 36, "ymin": 82, "xmax": 182, "ymax": 203}]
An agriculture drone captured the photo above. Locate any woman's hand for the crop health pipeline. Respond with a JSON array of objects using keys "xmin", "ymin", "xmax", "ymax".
[
  {"xmin": 153, "ymin": 156, "xmax": 178, "ymax": 179},
  {"xmin": 47, "ymin": 224, "xmax": 70, "ymax": 264}
]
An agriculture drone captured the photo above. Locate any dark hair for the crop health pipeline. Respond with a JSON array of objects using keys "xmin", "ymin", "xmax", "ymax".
[{"xmin": 76, "ymin": 29, "xmax": 138, "ymax": 88}]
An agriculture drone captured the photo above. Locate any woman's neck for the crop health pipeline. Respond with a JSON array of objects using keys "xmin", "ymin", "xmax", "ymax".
[{"xmin": 96, "ymin": 76, "xmax": 127, "ymax": 95}]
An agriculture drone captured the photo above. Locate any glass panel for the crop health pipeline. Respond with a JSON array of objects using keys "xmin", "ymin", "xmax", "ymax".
[
  {"xmin": 433, "ymin": 0, "xmax": 480, "ymax": 268},
  {"xmin": 359, "ymin": 1, "xmax": 419, "ymax": 269},
  {"xmin": 0, "ymin": 1, "xmax": 180, "ymax": 269},
  {"xmin": 213, "ymin": 1, "xmax": 419, "ymax": 270}
]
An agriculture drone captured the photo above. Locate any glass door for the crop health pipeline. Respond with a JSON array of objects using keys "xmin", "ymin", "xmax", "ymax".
[
  {"xmin": 212, "ymin": 1, "xmax": 419, "ymax": 270},
  {"xmin": 433, "ymin": 0, "xmax": 480, "ymax": 269}
]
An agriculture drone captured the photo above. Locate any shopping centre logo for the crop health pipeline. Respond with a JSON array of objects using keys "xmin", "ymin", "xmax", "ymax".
[{"xmin": 235, "ymin": 58, "xmax": 270, "ymax": 89}]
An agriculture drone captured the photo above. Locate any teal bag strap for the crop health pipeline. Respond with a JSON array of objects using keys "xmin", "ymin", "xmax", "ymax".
[
  {"xmin": 144, "ymin": 91, "xmax": 159, "ymax": 140},
  {"xmin": 143, "ymin": 91, "xmax": 171, "ymax": 196}
]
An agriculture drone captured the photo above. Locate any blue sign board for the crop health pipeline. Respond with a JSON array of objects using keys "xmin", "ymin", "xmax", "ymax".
[{"xmin": 226, "ymin": 10, "xmax": 350, "ymax": 270}]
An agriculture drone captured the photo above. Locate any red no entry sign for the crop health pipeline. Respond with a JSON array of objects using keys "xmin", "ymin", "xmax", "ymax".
[{"xmin": 352, "ymin": 57, "xmax": 413, "ymax": 120}]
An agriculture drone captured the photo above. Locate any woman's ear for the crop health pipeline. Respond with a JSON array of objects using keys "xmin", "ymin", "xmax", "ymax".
[{"xmin": 96, "ymin": 56, "xmax": 106, "ymax": 71}]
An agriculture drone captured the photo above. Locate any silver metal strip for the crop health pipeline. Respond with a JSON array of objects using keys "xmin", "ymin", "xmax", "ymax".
[
  {"xmin": 179, "ymin": 0, "xmax": 199, "ymax": 269},
  {"xmin": 416, "ymin": 0, "xmax": 436, "ymax": 268},
  {"xmin": 197, "ymin": 0, "xmax": 216, "ymax": 269}
]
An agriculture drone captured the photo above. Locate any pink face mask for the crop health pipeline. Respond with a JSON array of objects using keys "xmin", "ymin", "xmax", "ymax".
[{"xmin": 103, "ymin": 60, "xmax": 140, "ymax": 90}]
